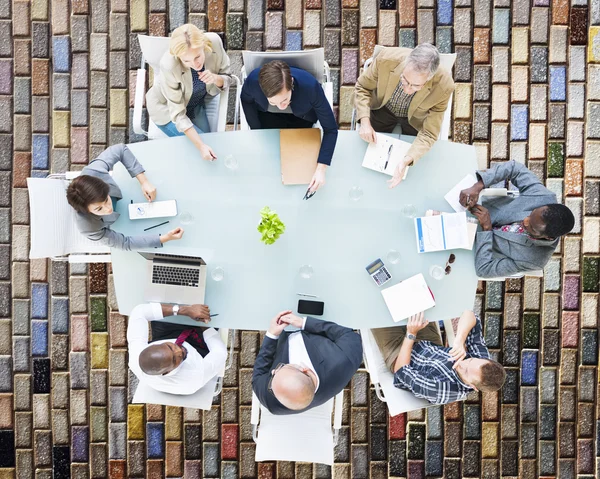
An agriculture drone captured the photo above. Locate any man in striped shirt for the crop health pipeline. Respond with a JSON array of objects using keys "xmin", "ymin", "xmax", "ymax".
[{"xmin": 372, "ymin": 310, "xmax": 505, "ymax": 405}]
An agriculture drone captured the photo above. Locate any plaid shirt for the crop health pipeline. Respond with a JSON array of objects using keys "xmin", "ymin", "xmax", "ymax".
[
  {"xmin": 385, "ymin": 81, "xmax": 416, "ymax": 118},
  {"xmin": 393, "ymin": 316, "xmax": 490, "ymax": 405}
]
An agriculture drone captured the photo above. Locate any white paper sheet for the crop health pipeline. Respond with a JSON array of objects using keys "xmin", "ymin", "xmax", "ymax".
[
  {"xmin": 414, "ymin": 212, "xmax": 470, "ymax": 253},
  {"xmin": 381, "ymin": 273, "xmax": 436, "ymax": 323},
  {"xmin": 362, "ymin": 133, "xmax": 412, "ymax": 176},
  {"xmin": 444, "ymin": 174, "xmax": 478, "ymax": 212}
]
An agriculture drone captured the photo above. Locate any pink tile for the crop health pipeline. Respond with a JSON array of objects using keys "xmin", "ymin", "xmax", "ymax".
[
  {"xmin": 561, "ymin": 311, "xmax": 579, "ymax": 348},
  {"xmin": 71, "ymin": 127, "xmax": 89, "ymax": 165},
  {"xmin": 71, "ymin": 314, "xmax": 90, "ymax": 352},
  {"xmin": 562, "ymin": 275, "xmax": 580, "ymax": 310}
]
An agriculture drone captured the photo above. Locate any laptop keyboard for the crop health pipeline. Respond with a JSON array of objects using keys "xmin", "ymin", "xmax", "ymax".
[{"xmin": 152, "ymin": 265, "xmax": 200, "ymax": 287}]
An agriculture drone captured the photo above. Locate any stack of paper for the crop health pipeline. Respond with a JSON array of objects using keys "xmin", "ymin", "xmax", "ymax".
[
  {"xmin": 381, "ymin": 273, "xmax": 436, "ymax": 323},
  {"xmin": 362, "ymin": 133, "xmax": 412, "ymax": 176},
  {"xmin": 414, "ymin": 212, "xmax": 470, "ymax": 253}
]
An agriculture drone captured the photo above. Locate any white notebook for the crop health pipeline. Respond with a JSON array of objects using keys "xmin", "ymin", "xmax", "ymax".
[
  {"xmin": 381, "ymin": 273, "xmax": 436, "ymax": 323},
  {"xmin": 362, "ymin": 133, "xmax": 412, "ymax": 176}
]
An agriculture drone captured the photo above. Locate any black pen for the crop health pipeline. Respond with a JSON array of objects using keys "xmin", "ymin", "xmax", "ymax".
[
  {"xmin": 144, "ymin": 220, "xmax": 169, "ymax": 231},
  {"xmin": 384, "ymin": 144, "xmax": 393, "ymax": 171},
  {"xmin": 209, "ymin": 314, "xmax": 219, "ymax": 317}
]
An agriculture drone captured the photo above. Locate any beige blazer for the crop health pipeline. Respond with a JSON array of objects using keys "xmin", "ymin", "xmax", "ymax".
[
  {"xmin": 146, "ymin": 32, "xmax": 232, "ymax": 133},
  {"xmin": 354, "ymin": 47, "xmax": 455, "ymax": 163}
]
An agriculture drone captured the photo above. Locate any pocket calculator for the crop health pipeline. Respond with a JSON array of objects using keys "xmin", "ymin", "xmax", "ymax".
[{"xmin": 365, "ymin": 258, "xmax": 392, "ymax": 286}]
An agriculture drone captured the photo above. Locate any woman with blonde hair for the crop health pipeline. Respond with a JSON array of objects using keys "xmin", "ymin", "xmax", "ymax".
[{"xmin": 146, "ymin": 24, "xmax": 232, "ymax": 161}]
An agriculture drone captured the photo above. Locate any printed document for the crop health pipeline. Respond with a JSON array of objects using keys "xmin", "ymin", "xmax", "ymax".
[
  {"xmin": 381, "ymin": 273, "xmax": 436, "ymax": 323},
  {"xmin": 444, "ymin": 174, "xmax": 478, "ymax": 212},
  {"xmin": 362, "ymin": 133, "xmax": 412, "ymax": 176},
  {"xmin": 414, "ymin": 212, "xmax": 470, "ymax": 253}
]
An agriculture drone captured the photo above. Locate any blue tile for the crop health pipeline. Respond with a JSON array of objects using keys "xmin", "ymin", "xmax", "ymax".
[
  {"xmin": 52, "ymin": 36, "xmax": 71, "ymax": 73},
  {"xmin": 437, "ymin": 0, "xmax": 453, "ymax": 25},
  {"xmin": 71, "ymin": 426, "xmax": 89, "ymax": 462},
  {"xmin": 30, "ymin": 170, "xmax": 49, "ymax": 178},
  {"xmin": 398, "ymin": 29, "xmax": 416, "ymax": 48},
  {"xmin": 492, "ymin": 9, "xmax": 510, "ymax": 45},
  {"xmin": 521, "ymin": 350, "xmax": 538, "ymax": 385},
  {"xmin": 147, "ymin": 423, "xmax": 164, "ymax": 459},
  {"xmin": 31, "ymin": 320, "xmax": 48, "ymax": 357},
  {"xmin": 285, "ymin": 31, "xmax": 302, "ymax": 51},
  {"xmin": 51, "ymin": 297, "xmax": 69, "ymax": 334},
  {"xmin": 549, "ymin": 66, "xmax": 566, "ymax": 102},
  {"xmin": 511, "ymin": 105, "xmax": 529, "ymax": 141},
  {"xmin": 32, "ymin": 283, "xmax": 49, "ymax": 319},
  {"xmin": 32, "ymin": 135, "xmax": 49, "ymax": 170},
  {"xmin": 425, "ymin": 441, "xmax": 443, "ymax": 476}
]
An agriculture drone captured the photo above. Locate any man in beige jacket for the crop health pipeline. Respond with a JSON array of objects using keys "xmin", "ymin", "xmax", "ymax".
[{"xmin": 354, "ymin": 44, "xmax": 454, "ymax": 188}]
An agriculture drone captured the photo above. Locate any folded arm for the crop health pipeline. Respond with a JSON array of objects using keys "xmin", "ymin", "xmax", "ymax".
[
  {"xmin": 251, "ymin": 335, "xmax": 278, "ymax": 404},
  {"xmin": 86, "ymin": 144, "xmax": 145, "ymax": 179},
  {"xmin": 477, "ymin": 160, "xmax": 549, "ymax": 196},
  {"xmin": 474, "ymin": 231, "xmax": 541, "ymax": 278}
]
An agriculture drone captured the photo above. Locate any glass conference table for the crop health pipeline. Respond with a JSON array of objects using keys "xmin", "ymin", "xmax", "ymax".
[{"xmin": 111, "ymin": 130, "xmax": 479, "ymax": 330}]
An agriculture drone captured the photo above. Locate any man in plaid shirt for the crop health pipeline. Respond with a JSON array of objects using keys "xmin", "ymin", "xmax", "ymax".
[{"xmin": 373, "ymin": 310, "xmax": 505, "ymax": 405}]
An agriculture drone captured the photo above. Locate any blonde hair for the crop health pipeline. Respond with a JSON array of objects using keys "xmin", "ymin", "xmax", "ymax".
[{"xmin": 169, "ymin": 24, "xmax": 213, "ymax": 58}]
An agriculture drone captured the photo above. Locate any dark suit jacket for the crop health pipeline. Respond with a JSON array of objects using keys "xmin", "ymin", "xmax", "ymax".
[
  {"xmin": 241, "ymin": 66, "xmax": 339, "ymax": 166},
  {"xmin": 252, "ymin": 317, "xmax": 363, "ymax": 415}
]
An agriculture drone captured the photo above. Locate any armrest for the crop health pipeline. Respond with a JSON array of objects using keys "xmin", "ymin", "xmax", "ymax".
[
  {"xmin": 67, "ymin": 254, "xmax": 112, "ymax": 263},
  {"xmin": 133, "ymin": 68, "xmax": 148, "ymax": 136},
  {"xmin": 359, "ymin": 330, "xmax": 379, "ymax": 384},
  {"xmin": 333, "ymin": 390, "xmax": 344, "ymax": 446},
  {"xmin": 251, "ymin": 392, "xmax": 261, "ymax": 442},
  {"xmin": 231, "ymin": 75, "xmax": 241, "ymax": 131}
]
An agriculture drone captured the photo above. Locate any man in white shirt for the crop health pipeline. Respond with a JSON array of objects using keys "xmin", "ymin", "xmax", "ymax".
[
  {"xmin": 252, "ymin": 310, "xmax": 363, "ymax": 415},
  {"xmin": 127, "ymin": 303, "xmax": 227, "ymax": 395}
]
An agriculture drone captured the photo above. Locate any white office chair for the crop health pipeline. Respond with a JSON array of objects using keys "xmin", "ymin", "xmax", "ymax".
[
  {"xmin": 350, "ymin": 46, "xmax": 456, "ymax": 141},
  {"xmin": 238, "ymin": 48, "xmax": 333, "ymax": 131},
  {"xmin": 131, "ymin": 328, "xmax": 235, "ymax": 409},
  {"xmin": 27, "ymin": 175, "xmax": 111, "ymax": 263},
  {"xmin": 360, "ymin": 321, "xmax": 456, "ymax": 417},
  {"xmin": 250, "ymin": 389, "xmax": 343, "ymax": 465},
  {"xmin": 133, "ymin": 34, "xmax": 240, "ymax": 139}
]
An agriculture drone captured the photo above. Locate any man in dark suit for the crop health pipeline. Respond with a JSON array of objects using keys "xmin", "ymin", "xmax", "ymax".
[
  {"xmin": 241, "ymin": 61, "xmax": 339, "ymax": 193},
  {"xmin": 252, "ymin": 310, "xmax": 363, "ymax": 415}
]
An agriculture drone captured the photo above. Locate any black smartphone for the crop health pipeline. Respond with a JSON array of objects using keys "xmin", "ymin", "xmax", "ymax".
[{"xmin": 298, "ymin": 299, "xmax": 324, "ymax": 316}]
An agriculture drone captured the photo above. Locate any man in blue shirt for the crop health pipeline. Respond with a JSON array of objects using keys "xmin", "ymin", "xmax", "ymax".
[{"xmin": 372, "ymin": 310, "xmax": 505, "ymax": 405}]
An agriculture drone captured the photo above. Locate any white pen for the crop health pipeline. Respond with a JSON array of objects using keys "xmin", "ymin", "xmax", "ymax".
[{"xmin": 297, "ymin": 293, "xmax": 318, "ymax": 298}]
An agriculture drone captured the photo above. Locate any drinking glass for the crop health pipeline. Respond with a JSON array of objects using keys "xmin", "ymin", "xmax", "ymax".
[
  {"xmin": 179, "ymin": 211, "xmax": 194, "ymax": 225},
  {"xmin": 386, "ymin": 249, "xmax": 401, "ymax": 264},
  {"xmin": 401, "ymin": 204, "xmax": 417, "ymax": 218},
  {"xmin": 349, "ymin": 185, "xmax": 364, "ymax": 201},
  {"xmin": 299, "ymin": 264, "xmax": 314, "ymax": 279},
  {"xmin": 211, "ymin": 266, "xmax": 225, "ymax": 282},
  {"xmin": 429, "ymin": 264, "xmax": 445, "ymax": 281},
  {"xmin": 224, "ymin": 154, "xmax": 238, "ymax": 170}
]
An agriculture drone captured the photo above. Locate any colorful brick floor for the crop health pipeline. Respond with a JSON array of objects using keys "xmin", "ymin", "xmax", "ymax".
[{"xmin": 0, "ymin": 0, "xmax": 599, "ymax": 478}]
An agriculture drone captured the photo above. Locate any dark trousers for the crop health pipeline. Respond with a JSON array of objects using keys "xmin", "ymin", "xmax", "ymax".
[
  {"xmin": 257, "ymin": 110, "xmax": 314, "ymax": 129},
  {"xmin": 369, "ymin": 106, "xmax": 419, "ymax": 136},
  {"xmin": 150, "ymin": 321, "xmax": 210, "ymax": 357}
]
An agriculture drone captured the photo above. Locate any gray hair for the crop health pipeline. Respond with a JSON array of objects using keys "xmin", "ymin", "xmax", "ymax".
[{"xmin": 406, "ymin": 43, "xmax": 440, "ymax": 78}]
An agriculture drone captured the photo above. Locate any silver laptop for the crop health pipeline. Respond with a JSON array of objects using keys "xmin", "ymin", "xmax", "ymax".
[{"xmin": 139, "ymin": 251, "xmax": 208, "ymax": 305}]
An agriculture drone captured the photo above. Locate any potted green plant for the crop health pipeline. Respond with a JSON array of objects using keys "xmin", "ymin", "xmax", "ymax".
[{"xmin": 257, "ymin": 206, "xmax": 285, "ymax": 245}]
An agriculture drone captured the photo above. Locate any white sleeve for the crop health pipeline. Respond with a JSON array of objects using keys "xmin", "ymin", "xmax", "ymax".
[
  {"xmin": 127, "ymin": 303, "xmax": 164, "ymax": 377},
  {"xmin": 200, "ymin": 328, "xmax": 228, "ymax": 382}
]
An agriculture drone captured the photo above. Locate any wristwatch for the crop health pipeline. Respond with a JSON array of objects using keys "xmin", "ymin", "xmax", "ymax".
[
  {"xmin": 406, "ymin": 333, "xmax": 417, "ymax": 341},
  {"xmin": 172, "ymin": 304, "xmax": 179, "ymax": 316}
]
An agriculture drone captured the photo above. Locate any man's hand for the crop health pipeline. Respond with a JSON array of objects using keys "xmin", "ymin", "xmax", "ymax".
[
  {"xmin": 358, "ymin": 119, "xmax": 377, "ymax": 144},
  {"xmin": 448, "ymin": 342, "xmax": 467, "ymax": 369},
  {"xmin": 267, "ymin": 310, "xmax": 293, "ymax": 337},
  {"xmin": 160, "ymin": 227, "xmax": 184, "ymax": 244},
  {"xmin": 469, "ymin": 204, "xmax": 492, "ymax": 231},
  {"xmin": 308, "ymin": 164, "xmax": 327, "ymax": 193},
  {"xmin": 140, "ymin": 181, "xmax": 157, "ymax": 202},
  {"xmin": 180, "ymin": 304, "xmax": 211, "ymax": 323},
  {"xmin": 406, "ymin": 311, "xmax": 429, "ymax": 335},
  {"xmin": 198, "ymin": 143, "xmax": 217, "ymax": 162},
  {"xmin": 279, "ymin": 313, "xmax": 304, "ymax": 329},
  {"xmin": 387, "ymin": 156, "xmax": 412, "ymax": 189},
  {"xmin": 459, "ymin": 180, "xmax": 485, "ymax": 208}
]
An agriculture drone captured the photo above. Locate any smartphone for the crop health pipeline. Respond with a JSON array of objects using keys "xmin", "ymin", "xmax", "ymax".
[{"xmin": 297, "ymin": 299, "xmax": 324, "ymax": 316}]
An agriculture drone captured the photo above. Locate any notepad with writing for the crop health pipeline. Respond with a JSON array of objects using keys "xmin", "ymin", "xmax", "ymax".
[
  {"xmin": 381, "ymin": 273, "xmax": 436, "ymax": 323},
  {"xmin": 362, "ymin": 133, "xmax": 412, "ymax": 177}
]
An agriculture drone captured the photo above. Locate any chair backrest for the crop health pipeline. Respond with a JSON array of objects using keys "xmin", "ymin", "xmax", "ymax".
[
  {"xmin": 137, "ymin": 35, "xmax": 171, "ymax": 73},
  {"xmin": 371, "ymin": 45, "xmax": 457, "ymax": 75},
  {"xmin": 27, "ymin": 178, "xmax": 110, "ymax": 259},
  {"xmin": 242, "ymin": 48, "xmax": 326, "ymax": 83},
  {"xmin": 360, "ymin": 329, "xmax": 433, "ymax": 417},
  {"xmin": 254, "ymin": 396, "xmax": 336, "ymax": 465}
]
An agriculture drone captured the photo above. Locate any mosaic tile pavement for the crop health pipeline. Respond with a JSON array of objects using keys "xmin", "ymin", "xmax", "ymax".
[{"xmin": 0, "ymin": 0, "xmax": 599, "ymax": 477}]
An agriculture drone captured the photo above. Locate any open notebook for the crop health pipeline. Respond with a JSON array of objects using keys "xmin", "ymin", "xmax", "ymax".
[
  {"xmin": 414, "ymin": 212, "xmax": 471, "ymax": 253},
  {"xmin": 381, "ymin": 273, "xmax": 436, "ymax": 323}
]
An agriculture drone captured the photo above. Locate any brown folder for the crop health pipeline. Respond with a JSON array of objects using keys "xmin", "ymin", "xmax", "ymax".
[{"xmin": 280, "ymin": 128, "xmax": 321, "ymax": 185}]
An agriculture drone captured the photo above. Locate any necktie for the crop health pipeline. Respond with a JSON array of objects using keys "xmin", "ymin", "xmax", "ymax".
[{"xmin": 175, "ymin": 329, "xmax": 206, "ymax": 348}]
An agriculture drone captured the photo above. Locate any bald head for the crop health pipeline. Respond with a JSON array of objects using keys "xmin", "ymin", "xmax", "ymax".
[
  {"xmin": 139, "ymin": 342, "xmax": 185, "ymax": 376},
  {"xmin": 271, "ymin": 365, "xmax": 316, "ymax": 410}
]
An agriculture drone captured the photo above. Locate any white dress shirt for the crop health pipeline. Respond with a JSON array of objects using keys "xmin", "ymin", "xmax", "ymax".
[
  {"xmin": 127, "ymin": 303, "xmax": 227, "ymax": 395},
  {"xmin": 266, "ymin": 317, "xmax": 320, "ymax": 392}
]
